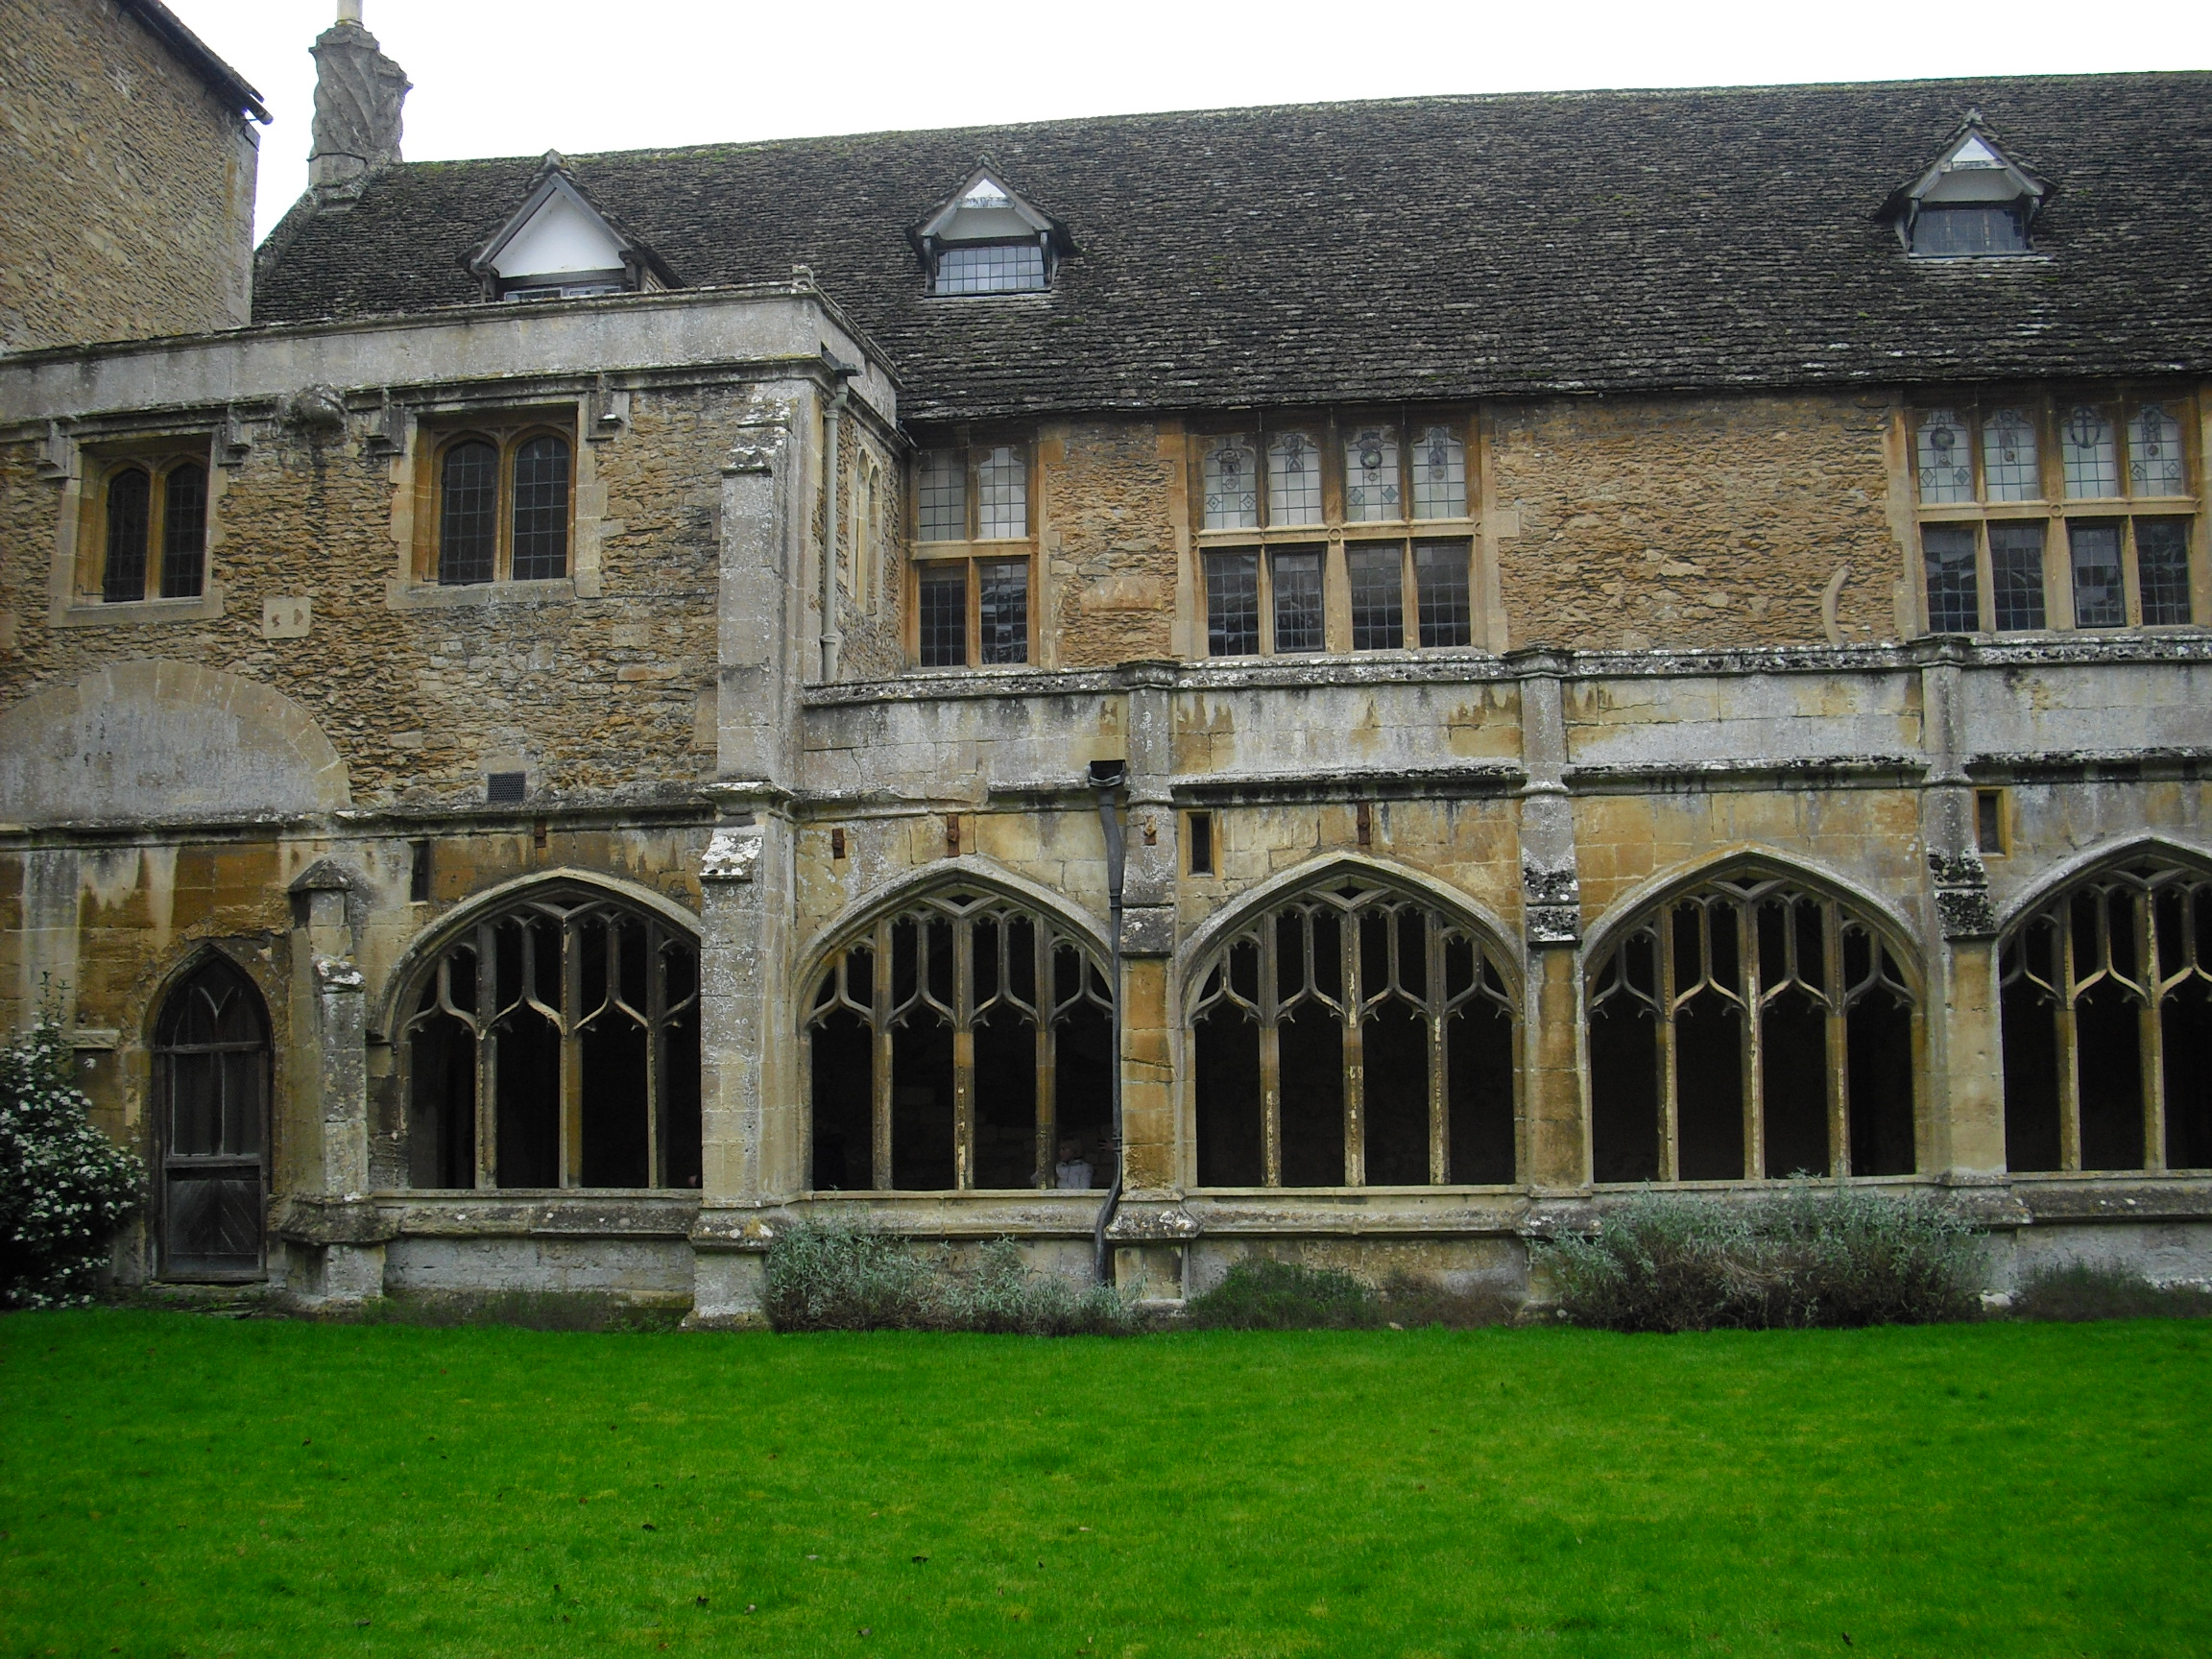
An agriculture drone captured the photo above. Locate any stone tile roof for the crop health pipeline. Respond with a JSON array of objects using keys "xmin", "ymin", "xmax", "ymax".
[{"xmin": 252, "ymin": 75, "xmax": 2212, "ymax": 423}]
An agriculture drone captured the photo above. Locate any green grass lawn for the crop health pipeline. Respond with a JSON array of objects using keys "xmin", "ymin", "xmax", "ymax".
[{"xmin": 2, "ymin": 1311, "xmax": 2207, "ymax": 1658}]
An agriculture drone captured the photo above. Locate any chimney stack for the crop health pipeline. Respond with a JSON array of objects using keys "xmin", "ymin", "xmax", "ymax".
[{"xmin": 308, "ymin": 3, "xmax": 409, "ymax": 204}]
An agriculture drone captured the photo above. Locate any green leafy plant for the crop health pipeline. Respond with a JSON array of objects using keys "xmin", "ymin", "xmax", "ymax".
[
  {"xmin": 764, "ymin": 1221, "xmax": 1135, "ymax": 1334},
  {"xmin": 1539, "ymin": 1184, "xmax": 1981, "ymax": 1333},
  {"xmin": 2012, "ymin": 1260, "xmax": 2212, "ymax": 1322},
  {"xmin": 1, "ymin": 1019, "xmax": 143, "ymax": 1309}
]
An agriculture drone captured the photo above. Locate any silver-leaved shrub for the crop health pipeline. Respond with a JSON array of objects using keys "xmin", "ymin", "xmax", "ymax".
[{"xmin": 1, "ymin": 1021, "xmax": 143, "ymax": 1309}]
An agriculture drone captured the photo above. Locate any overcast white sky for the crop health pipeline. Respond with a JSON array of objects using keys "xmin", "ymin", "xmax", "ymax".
[{"xmin": 165, "ymin": 0, "xmax": 2212, "ymax": 243}]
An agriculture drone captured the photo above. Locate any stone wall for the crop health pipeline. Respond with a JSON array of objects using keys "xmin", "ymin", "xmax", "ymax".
[
  {"xmin": 0, "ymin": 0, "xmax": 256, "ymax": 351},
  {"xmin": 1040, "ymin": 420, "xmax": 1182, "ymax": 669},
  {"xmin": 1490, "ymin": 393, "xmax": 1901, "ymax": 651}
]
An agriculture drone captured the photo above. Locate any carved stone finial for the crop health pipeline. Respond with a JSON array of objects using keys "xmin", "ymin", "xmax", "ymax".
[{"xmin": 309, "ymin": 12, "xmax": 410, "ymax": 198}]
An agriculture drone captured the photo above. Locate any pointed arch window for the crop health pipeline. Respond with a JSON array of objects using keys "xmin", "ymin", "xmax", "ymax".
[
  {"xmin": 399, "ymin": 885, "xmax": 701, "ymax": 1190},
  {"xmin": 805, "ymin": 887, "xmax": 1114, "ymax": 1191},
  {"xmin": 1189, "ymin": 875, "xmax": 1517, "ymax": 1189},
  {"xmin": 2000, "ymin": 857, "xmax": 2212, "ymax": 1174},
  {"xmin": 1588, "ymin": 869, "xmax": 1918, "ymax": 1184}
]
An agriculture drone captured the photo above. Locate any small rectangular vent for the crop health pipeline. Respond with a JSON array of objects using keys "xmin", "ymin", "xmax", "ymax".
[
  {"xmin": 486, "ymin": 771, "xmax": 527, "ymax": 805},
  {"xmin": 408, "ymin": 839, "xmax": 432, "ymax": 902}
]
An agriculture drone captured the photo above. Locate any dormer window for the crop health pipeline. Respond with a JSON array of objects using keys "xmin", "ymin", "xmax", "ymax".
[
  {"xmin": 467, "ymin": 155, "xmax": 679, "ymax": 301},
  {"xmin": 914, "ymin": 167, "xmax": 1066, "ymax": 296},
  {"xmin": 1885, "ymin": 114, "xmax": 2050, "ymax": 259}
]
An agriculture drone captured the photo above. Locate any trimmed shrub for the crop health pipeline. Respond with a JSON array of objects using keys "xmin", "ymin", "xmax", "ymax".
[
  {"xmin": 1184, "ymin": 1258, "xmax": 1381, "ymax": 1330},
  {"xmin": 1541, "ymin": 1185, "xmax": 1981, "ymax": 1333},
  {"xmin": 1, "ymin": 1020, "xmax": 143, "ymax": 1309},
  {"xmin": 764, "ymin": 1222, "xmax": 1136, "ymax": 1335},
  {"xmin": 2012, "ymin": 1262, "xmax": 2212, "ymax": 1323}
]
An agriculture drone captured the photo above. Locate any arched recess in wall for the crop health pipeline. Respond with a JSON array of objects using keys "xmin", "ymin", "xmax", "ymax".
[
  {"xmin": 1585, "ymin": 858, "xmax": 1921, "ymax": 1184},
  {"xmin": 1998, "ymin": 844, "xmax": 2212, "ymax": 1175},
  {"xmin": 802, "ymin": 878, "xmax": 1114, "ymax": 1192},
  {"xmin": 394, "ymin": 878, "xmax": 701, "ymax": 1190},
  {"xmin": 1185, "ymin": 863, "xmax": 1519, "ymax": 1190}
]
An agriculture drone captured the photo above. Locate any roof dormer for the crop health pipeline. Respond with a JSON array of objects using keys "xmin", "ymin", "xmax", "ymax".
[
  {"xmin": 1884, "ymin": 111, "xmax": 2052, "ymax": 258},
  {"xmin": 467, "ymin": 155, "xmax": 681, "ymax": 301},
  {"xmin": 912, "ymin": 163, "xmax": 1069, "ymax": 296}
]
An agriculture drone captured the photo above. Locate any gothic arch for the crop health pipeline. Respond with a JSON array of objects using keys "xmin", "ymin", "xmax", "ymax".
[
  {"xmin": 1181, "ymin": 855, "xmax": 1521, "ymax": 1190},
  {"xmin": 1583, "ymin": 846, "xmax": 1923, "ymax": 973},
  {"xmin": 389, "ymin": 873, "xmax": 702, "ymax": 1191},
  {"xmin": 1994, "ymin": 836, "xmax": 2212, "ymax": 1175},
  {"xmin": 800, "ymin": 860, "xmax": 1116, "ymax": 1194},
  {"xmin": 150, "ymin": 950, "xmax": 273, "ymax": 1280},
  {"xmin": 1584, "ymin": 852, "xmax": 1924, "ymax": 1185}
]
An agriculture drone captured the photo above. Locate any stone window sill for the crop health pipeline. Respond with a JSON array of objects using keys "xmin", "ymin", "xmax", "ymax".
[{"xmin": 54, "ymin": 589, "xmax": 226, "ymax": 628}]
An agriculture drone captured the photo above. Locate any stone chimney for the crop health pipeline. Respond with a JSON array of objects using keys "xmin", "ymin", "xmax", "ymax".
[{"xmin": 307, "ymin": 2, "xmax": 410, "ymax": 203}]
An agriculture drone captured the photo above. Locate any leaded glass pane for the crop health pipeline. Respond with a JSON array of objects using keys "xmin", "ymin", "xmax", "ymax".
[
  {"xmin": 1270, "ymin": 549, "xmax": 1323, "ymax": 653},
  {"xmin": 1415, "ymin": 541, "xmax": 1472, "ymax": 647},
  {"xmin": 1911, "ymin": 204, "xmax": 2027, "ymax": 256},
  {"xmin": 1349, "ymin": 544, "xmax": 1405, "ymax": 650},
  {"xmin": 1344, "ymin": 427, "xmax": 1401, "ymax": 522},
  {"xmin": 2136, "ymin": 518, "xmax": 2194, "ymax": 626},
  {"xmin": 1982, "ymin": 409, "xmax": 2041, "ymax": 502},
  {"xmin": 1410, "ymin": 426, "xmax": 1467, "ymax": 519},
  {"xmin": 439, "ymin": 440, "xmax": 498, "ymax": 585},
  {"xmin": 1922, "ymin": 524, "xmax": 1979, "ymax": 632},
  {"xmin": 934, "ymin": 241, "xmax": 1046, "ymax": 295},
  {"xmin": 2061, "ymin": 406, "xmax": 2121, "ymax": 498},
  {"xmin": 1915, "ymin": 410, "xmax": 1973, "ymax": 503},
  {"xmin": 1988, "ymin": 521, "xmax": 2046, "ymax": 631},
  {"xmin": 2128, "ymin": 404, "xmax": 2187, "ymax": 495},
  {"xmin": 918, "ymin": 450, "xmax": 966, "ymax": 541},
  {"xmin": 1206, "ymin": 551, "xmax": 1260, "ymax": 656},
  {"xmin": 977, "ymin": 559, "xmax": 1028, "ymax": 664},
  {"xmin": 2068, "ymin": 520, "xmax": 2126, "ymax": 628},
  {"xmin": 1203, "ymin": 438, "xmax": 1259, "ymax": 530},
  {"xmin": 158, "ymin": 463, "xmax": 207, "ymax": 599},
  {"xmin": 918, "ymin": 565, "xmax": 967, "ymax": 667},
  {"xmin": 1267, "ymin": 433, "xmax": 1323, "ymax": 526},
  {"xmin": 975, "ymin": 445, "xmax": 1026, "ymax": 539},
  {"xmin": 103, "ymin": 468, "xmax": 150, "ymax": 603},
  {"xmin": 511, "ymin": 435, "xmax": 570, "ymax": 580}
]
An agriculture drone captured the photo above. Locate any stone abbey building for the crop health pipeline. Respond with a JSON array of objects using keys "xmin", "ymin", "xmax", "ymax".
[{"xmin": 3, "ymin": 4, "xmax": 2210, "ymax": 1316}]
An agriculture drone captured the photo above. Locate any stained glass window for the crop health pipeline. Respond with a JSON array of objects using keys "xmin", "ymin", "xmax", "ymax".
[
  {"xmin": 918, "ymin": 450, "xmax": 966, "ymax": 541},
  {"xmin": 977, "ymin": 560, "xmax": 1028, "ymax": 664},
  {"xmin": 2068, "ymin": 520, "xmax": 2126, "ymax": 628},
  {"xmin": 1271, "ymin": 549, "xmax": 1323, "ymax": 653},
  {"xmin": 1922, "ymin": 524, "xmax": 1978, "ymax": 632},
  {"xmin": 1267, "ymin": 432, "xmax": 1323, "ymax": 526},
  {"xmin": 1988, "ymin": 522, "xmax": 2046, "ymax": 632},
  {"xmin": 439, "ymin": 441, "xmax": 499, "ymax": 586},
  {"xmin": 1915, "ymin": 411, "xmax": 1973, "ymax": 503},
  {"xmin": 102, "ymin": 468, "xmax": 150, "ymax": 603},
  {"xmin": 2128, "ymin": 405, "xmax": 2187, "ymax": 495},
  {"xmin": 1981, "ymin": 410, "xmax": 2040, "ymax": 501},
  {"xmin": 1203, "ymin": 439, "xmax": 1259, "ymax": 530},
  {"xmin": 2136, "ymin": 519, "xmax": 2194, "ymax": 626},
  {"xmin": 1206, "ymin": 552, "xmax": 1260, "ymax": 656},
  {"xmin": 918, "ymin": 565, "xmax": 968, "ymax": 666},
  {"xmin": 935, "ymin": 242, "xmax": 1046, "ymax": 295},
  {"xmin": 1410, "ymin": 426, "xmax": 1467, "ymax": 519},
  {"xmin": 1344, "ymin": 427, "xmax": 1401, "ymax": 522},
  {"xmin": 1349, "ymin": 545, "xmax": 1404, "ymax": 650},
  {"xmin": 510, "ymin": 436, "xmax": 570, "ymax": 580},
  {"xmin": 976, "ymin": 445, "xmax": 1027, "ymax": 539},
  {"xmin": 2061, "ymin": 406, "xmax": 2120, "ymax": 498},
  {"xmin": 1415, "ymin": 541, "xmax": 1472, "ymax": 647}
]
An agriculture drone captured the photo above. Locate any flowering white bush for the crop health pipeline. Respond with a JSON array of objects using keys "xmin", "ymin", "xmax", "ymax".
[{"xmin": 1, "ymin": 1021, "xmax": 143, "ymax": 1309}]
